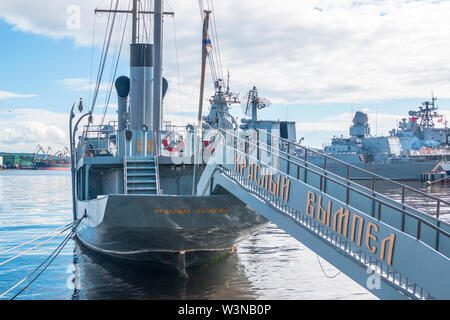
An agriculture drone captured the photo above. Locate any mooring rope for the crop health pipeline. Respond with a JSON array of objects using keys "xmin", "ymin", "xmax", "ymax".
[
  {"xmin": 316, "ymin": 254, "xmax": 341, "ymax": 279},
  {"xmin": 0, "ymin": 217, "xmax": 85, "ymax": 299},
  {"xmin": 9, "ymin": 230, "xmax": 76, "ymax": 300},
  {"xmin": 0, "ymin": 221, "xmax": 77, "ymax": 256},
  {"xmin": 428, "ymin": 175, "xmax": 450, "ymax": 185},
  {"xmin": 0, "ymin": 223, "xmax": 76, "ymax": 267}
]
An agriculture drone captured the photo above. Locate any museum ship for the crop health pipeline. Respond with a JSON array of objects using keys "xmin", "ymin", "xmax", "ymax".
[{"xmin": 70, "ymin": 0, "xmax": 272, "ymax": 275}]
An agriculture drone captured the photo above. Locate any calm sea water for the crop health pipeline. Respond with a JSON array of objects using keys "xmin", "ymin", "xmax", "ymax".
[{"xmin": 0, "ymin": 170, "xmax": 448, "ymax": 300}]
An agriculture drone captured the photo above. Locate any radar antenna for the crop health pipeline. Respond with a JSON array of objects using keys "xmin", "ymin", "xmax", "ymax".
[{"xmin": 241, "ymin": 86, "xmax": 271, "ymax": 122}]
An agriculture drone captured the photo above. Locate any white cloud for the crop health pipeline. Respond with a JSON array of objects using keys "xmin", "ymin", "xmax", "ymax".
[
  {"xmin": 0, "ymin": 0, "xmax": 97, "ymax": 45},
  {"xmin": 95, "ymin": 103, "xmax": 118, "ymax": 109},
  {"xmin": 3, "ymin": 0, "xmax": 450, "ymax": 149},
  {"xmin": 0, "ymin": 109, "xmax": 68, "ymax": 152},
  {"xmin": 0, "ymin": 108, "xmax": 115, "ymax": 153},
  {"xmin": 163, "ymin": 112, "xmax": 197, "ymax": 128},
  {"xmin": 60, "ymin": 78, "xmax": 113, "ymax": 92},
  {"xmin": 0, "ymin": 91, "xmax": 37, "ymax": 99},
  {"xmin": 2, "ymin": 0, "xmax": 450, "ymax": 107}
]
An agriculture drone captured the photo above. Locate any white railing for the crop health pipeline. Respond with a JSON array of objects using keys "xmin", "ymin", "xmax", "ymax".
[{"xmin": 77, "ymin": 122, "xmax": 119, "ymax": 161}]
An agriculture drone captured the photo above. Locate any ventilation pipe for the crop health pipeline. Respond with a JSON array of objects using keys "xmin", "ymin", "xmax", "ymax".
[{"xmin": 115, "ymin": 76, "xmax": 130, "ymax": 131}]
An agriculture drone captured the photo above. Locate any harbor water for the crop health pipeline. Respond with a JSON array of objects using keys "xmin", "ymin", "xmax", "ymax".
[{"xmin": 0, "ymin": 170, "xmax": 448, "ymax": 300}]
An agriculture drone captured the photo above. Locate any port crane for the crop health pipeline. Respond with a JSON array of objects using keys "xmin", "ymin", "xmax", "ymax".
[{"xmin": 32, "ymin": 145, "xmax": 68, "ymax": 162}]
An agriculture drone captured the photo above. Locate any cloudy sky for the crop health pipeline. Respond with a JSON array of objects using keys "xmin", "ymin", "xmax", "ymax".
[{"xmin": 1, "ymin": 0, "xmax": 450, "ymax": 152}]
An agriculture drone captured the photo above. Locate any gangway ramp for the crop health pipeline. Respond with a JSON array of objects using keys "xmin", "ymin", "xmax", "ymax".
[{"xmin": 197, "ymin": 129, "xmax": 450, "ymax": 300}]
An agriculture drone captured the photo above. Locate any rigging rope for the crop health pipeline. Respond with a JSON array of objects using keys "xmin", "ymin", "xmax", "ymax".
[
  {"xmin": 92, "ymin": 0, "xmax": 114, "ymax": 109},
  {"xmin": 209, "ymin": 0, "xmax": 224, "ymax": 81},
  {"xmin": 88, "ymin": 12, "xmax": 97, "ymax": 108},
  {"xmin": 140, "ymin": 0, "xmax": 150, "ymax": 43},
  {"xmin": 150, "ymin": 0, "xmax": 155, "ymax": 39},
  {"xmin": 167, "ymin": 0, "xmax": 185, "ymax": 124},
  {"xmin": 204, "ymin": 0, "xmax": 222, "ymax": 82},
  {"xmin": 90, "ymin": 0, "xmax": 120, "ymax": 115},
  {"xmin": 100, "ymin": 0, "xmax": 123, "ymax": 118},
  {"xmin": 198, "ymin": 0, "xmax": 223, "ymax": 85},
  {"xmin": 100, "ymin": 0, "xmax": 131, "ymax": 126}
]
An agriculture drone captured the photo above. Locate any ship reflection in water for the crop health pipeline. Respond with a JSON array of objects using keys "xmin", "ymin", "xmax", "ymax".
[
  {"xmin": 72, "ymin": 239, "xmax": 256, "ymax": 300},
  {"xmin": 71, "ymin": 224, "xmax": 375, "ymax": 300}
]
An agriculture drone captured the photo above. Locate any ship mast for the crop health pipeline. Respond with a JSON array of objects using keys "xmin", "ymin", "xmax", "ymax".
[
  {"xmin": 153, "ymin": 0, "xmax": 164, "ymax": 150},
  {"xmin": 95, "ymin": 0, "xmax": 173, "ymax": 40},
  {"xmin": 132, "ymin": 0, "xmax": 138, "ymax": 44}
]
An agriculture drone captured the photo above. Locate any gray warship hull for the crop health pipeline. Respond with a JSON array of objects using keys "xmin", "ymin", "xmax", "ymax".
[
  {"xmin": 308, "ymin": 157, "xmax": 438, "ymax": 180},
  {"xmin": 345, "ymin": 161, "xmax": 436, "ymax": 180},
  {"xmin": 75, "ymin": 193, "xmax": 268, "ymax": 267}
]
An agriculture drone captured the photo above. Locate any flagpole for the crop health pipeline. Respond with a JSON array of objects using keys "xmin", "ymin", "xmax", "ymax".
[
  {"xmin": 197, "ymin": 10, "xmax": 211, "ymax": 125},
  {"xmin": 192, "ymin": 10, "xmax": 211, "ymax": 195}
]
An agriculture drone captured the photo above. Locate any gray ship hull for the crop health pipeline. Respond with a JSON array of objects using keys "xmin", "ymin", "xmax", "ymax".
[
  {"xmin": 352, "ymin": 162, "xmax": 436, "ymax": 180},
  {"xmin": 75, "ymin": 194, "xmax": 268, "ymax": 268},
  {"xmin": 309, "ymin": 157, "xmax": 437, "ymax": 180}
]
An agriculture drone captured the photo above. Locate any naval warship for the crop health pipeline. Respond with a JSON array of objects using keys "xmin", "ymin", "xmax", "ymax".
[
  {"xmin": 307, "ymin": 98, "xmax": 450, "ymax": 180},
  {"xmin": 69, "ymin": 1, "xmax": 273, "ymax": 276}
]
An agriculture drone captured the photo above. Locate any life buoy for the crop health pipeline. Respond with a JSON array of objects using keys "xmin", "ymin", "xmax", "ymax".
[
  {"xmin": 85, "ymin": 144, "xmax": 95, "ymax": 157},
  {"xmin": 203, "ymin": 137, "xmax": 215, "ymax": 153},
  {"xmin": 162, "ymin": 132, "xmax": 185, "ymax": 152}
]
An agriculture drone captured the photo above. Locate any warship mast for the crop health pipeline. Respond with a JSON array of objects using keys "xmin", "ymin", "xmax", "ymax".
[{"xmin": 408, "ymin": 95, "xmax": 442, "ymax": 131}]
